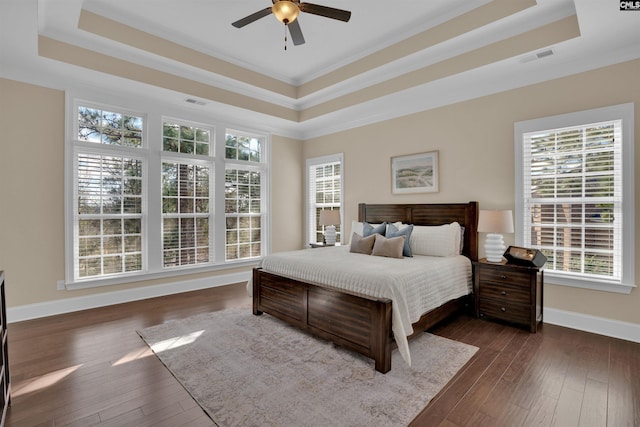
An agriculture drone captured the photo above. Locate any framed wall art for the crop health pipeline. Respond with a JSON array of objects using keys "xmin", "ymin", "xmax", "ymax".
[{"xmin": 391, "ymin": 151, "xmax": 439, "ymax": 194}]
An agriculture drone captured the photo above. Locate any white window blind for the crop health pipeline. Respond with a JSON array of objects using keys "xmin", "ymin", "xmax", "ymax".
[
  {"xmin": 523, "ymin": 121, "xmax": 622, "ymax": 279},
  {"xmin": 515, "ymin": 103, "xmax": 634, "ymax": 293},
  {"xmin": 306, "ymin": 154, "xmax": 343, "ymax": 245},
  {"xmin": 161, "ymin": 162, "xmax": 211, "ymax": 267},
  {"xmin": 76, "ymin": 153, "xmax": 144, "ymax": 278}
]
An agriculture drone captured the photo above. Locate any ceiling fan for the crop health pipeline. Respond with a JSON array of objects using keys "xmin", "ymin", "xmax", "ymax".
[{"xmin": 232, "ymin": 0, "xmax": 351, "ymax": 47}]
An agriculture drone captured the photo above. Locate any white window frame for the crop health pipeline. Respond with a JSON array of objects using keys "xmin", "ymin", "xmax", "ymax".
[
  {"xmin": 68, "ymin": 100, "xmax": 149, "ymax": 285},
  {"xmin": 306, "ymin": 153, "xmax": 344, "ymax": 245},
  {"xmin": 160, "ymin": 117, "xmax": 215, "ymax": 269},
  {"xmin": 65, "ymin": 90, "xmax": 270, "ymax": 289},
  {"xmin": 224, "ymin": 128, "xmax": 269, "ymax": 261},
  {"xmin": 514, "ymin": 103, "xmax": 635, "ymax": 294}
]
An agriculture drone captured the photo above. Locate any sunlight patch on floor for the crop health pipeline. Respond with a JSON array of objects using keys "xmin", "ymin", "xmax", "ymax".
[
  {"xmin": 12, "ymin": 364, "xmax": 82, "ymax": 397},
  {"xmin": 112, "ymin": 346, "xmax": 154, "ymax": 366},
  {"xmin": 149, "ymin": 330, "xmax": 204, "ymax": 353}
]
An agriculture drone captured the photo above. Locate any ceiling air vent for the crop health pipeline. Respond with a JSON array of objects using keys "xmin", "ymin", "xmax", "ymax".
[
  {"xmin": 519, "ymin": 49, "xmax": 554, "ymax": 64},
  {"xmin": 536, "ymin": 49, "xmax": 554, "ymax": 59},
  {"xmin": 185, "ymin": 98, "xmax": 206, "ymax": 106}
]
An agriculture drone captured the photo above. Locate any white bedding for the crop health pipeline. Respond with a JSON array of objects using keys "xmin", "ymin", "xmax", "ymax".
[{"xmin": 249, "ymin": 246, "xmax": 472, "ymax": 366}]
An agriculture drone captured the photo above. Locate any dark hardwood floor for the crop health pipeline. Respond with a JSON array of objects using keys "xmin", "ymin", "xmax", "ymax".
[{"xmin": 5, "ymin": 283, "xmax": 639, "ymax": 426}]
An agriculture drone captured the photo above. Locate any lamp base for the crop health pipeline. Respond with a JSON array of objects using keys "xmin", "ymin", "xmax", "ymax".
[
  {"xmin": 484, "ymin": 233, "xmax": 505, "ymax": 263},
  {"xmin": 324, "ymin": 225, "xmax": 337, "ymax": 246}
]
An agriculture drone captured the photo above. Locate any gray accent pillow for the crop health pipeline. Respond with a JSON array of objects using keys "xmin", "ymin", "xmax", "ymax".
[
  {"xmin": 363, "ymin": 222, "xmax": 386, "ymax": 237},
  {"xmin": 386, "ymin": 223, "xmax": 414, "ymax": 257},
  {"xmin": 349, "ymin": 232, "xmax": 376, "ymax": 255},
  {"xmin": 371, "ymin": 235, "xmax": 406, "ymax": 259}
]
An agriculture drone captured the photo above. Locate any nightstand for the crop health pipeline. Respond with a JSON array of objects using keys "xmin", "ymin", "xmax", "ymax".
[
  {"xmin": 473, "ymin": 258, "xmax": 544, "ymax": 332},
  {"xmin": 309, "ymin": 243, "xmax": 336, "ymax": 248},
  {"xmin": 309, "ymin": 242, "xmax": 341, "ymax": 248}
]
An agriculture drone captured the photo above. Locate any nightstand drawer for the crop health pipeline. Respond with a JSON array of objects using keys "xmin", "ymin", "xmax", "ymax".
[
  {"xmin": 477, "ymin": 281, "xmax": 530, "ymax": 305},
  {"xmin": 473, "ymin": 258, "xmax": 544, "ymax": 333},
  {"xmin": 479, "ymin": 267, "xmax": 530, "ymax": 287},
  {"xmin": 479, "ymin": 299, "xmax": 530, "ymax": 325}
]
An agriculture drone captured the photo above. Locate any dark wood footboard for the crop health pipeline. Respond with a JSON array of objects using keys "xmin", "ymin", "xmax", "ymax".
[
  {"xmin": 253, "ymin": 267, "xmax": 472, "ymax": 373},
  {"xmin": 253, "ymin": 268, "xmax": 393, "ymax": 373}
]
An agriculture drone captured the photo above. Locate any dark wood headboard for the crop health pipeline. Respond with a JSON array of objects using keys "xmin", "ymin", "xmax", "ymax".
[{"xmin": 358, "ymin": 202, "xmax": 479, "ymax": 261}]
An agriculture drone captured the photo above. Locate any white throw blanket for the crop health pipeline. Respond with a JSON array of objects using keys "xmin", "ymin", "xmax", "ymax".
[{"xmin": 248, "ymin": 246, "xmax": 472, "ymax": 366}]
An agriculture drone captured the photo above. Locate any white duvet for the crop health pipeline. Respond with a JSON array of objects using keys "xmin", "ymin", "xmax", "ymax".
[{"xmin": 249, "ymin": 246, "xmax": 472, "ymax": 367}]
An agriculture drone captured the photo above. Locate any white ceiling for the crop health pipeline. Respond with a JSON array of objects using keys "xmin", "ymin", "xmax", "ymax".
[
  {"xmin": 81, "ymin": 0, "xmax": 489, "ymax": 85},
  {"xmin": 1, "ymin": 0, "xmax": 640, "ymax": 139}
]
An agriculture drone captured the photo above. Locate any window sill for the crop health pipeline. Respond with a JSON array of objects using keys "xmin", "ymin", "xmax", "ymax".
[
  {"xmin": 64, "ymin": 259, "xmax": 261, "ymax": 290},
  {"xmin": 544, "ymin": 272, "xmax": 636, "ymax": 295}
]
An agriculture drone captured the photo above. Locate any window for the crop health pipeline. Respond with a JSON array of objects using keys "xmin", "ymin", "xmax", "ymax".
[
  {"xmin": 306, "ymin": 154, "xmax": 343, "ymax": 245},
  {"xmin": 75, "ymin": 106, "xmax": 145, "ymax": 280},
  {"xmin": 515, "ymin": 104, "xmax": 634, "ymax": 294},
  {"xmin": 67, "ymin": 98, "xmax": 269, "ymax": 288},
  {"xmin": 77, "ymin": 154, "xmax": 144, "ymax": 278},
  {"xmin": 162, "ymin": 121, "xmax": 212, "ymax": 268},
  {"xmin": 225, "ymin": 131, "xmax": 265, "ymax": 260}
]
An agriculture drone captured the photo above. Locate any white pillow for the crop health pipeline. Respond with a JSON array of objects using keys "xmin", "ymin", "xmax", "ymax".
[
  {"xmin": 351, "ymin": 220, "xmax": 364, "ymax": 238},
  {"xmin": 410, "ymin": 222, "xmax": 461, "ymax": 257},
  {"xmin": 387, "ymin": 221, "xmax": 405, "ymax": 233}
]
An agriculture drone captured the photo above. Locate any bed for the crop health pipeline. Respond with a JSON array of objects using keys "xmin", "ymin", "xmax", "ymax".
[{"xmin": 252, "ymin": 202, "xmax": 478, "ymax": 373}]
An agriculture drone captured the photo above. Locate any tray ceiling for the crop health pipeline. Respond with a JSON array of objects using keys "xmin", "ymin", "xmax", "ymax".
[{"xmin": 1, "ymin": 0, "xmax": 639, "ymax": 138}]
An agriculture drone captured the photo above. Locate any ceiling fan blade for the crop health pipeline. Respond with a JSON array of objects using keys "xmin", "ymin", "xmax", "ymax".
[
  {"xmin": 232, "ymin": 7, "xmax": 272, "ymax": 28},
  {"xmin": 299, "ymin": 3, "xmax": 351, "ymax": 22},
  {"xmin": 288, "ymin": 20, "xmax": 305, "ymax": 45}
]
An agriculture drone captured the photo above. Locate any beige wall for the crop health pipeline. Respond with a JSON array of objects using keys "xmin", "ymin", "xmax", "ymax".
[
  {"xmin": 304, "ymin": 58, "xmax": 640, "ymax": 325},
  {"xmin": 2, "ymin": 56, "xmax": 638, "ymax": 325},
  {"xmin": 0, "ymin": 78, "xmax": 303, "ymax": 308},
  {"xmin": 0, "ymin": 79, "xmax": 66, "ymax": 307},
  {"xmin": 270, "ymin": 134, "xmax": 304, "ymax": 252}
]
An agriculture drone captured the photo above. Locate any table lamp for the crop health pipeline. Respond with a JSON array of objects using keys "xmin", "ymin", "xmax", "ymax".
[
  {"xmin": 478, "ymin": 209, "xmax": 514, "ymax": 262},
  {"xmin": 319, "ymin": 209, "xmax": 340, "ymax": 245}
]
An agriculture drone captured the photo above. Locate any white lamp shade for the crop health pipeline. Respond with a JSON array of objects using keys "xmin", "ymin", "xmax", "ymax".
[
  {"xmin": 478, "ymin": 210, "xmax": 514, "ymax": 233},
  {"xmin": 319, "ymin": 209, "xmax": 341, "ymax": 226},
  {"xmin": 478, "ymin": 210, "xmax": 514, "ymax": 262}
]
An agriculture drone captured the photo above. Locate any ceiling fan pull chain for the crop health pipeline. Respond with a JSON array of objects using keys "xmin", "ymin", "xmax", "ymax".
[{"xmin": 284, "ymin": 24, "xmax": 288, "ymax": 50}]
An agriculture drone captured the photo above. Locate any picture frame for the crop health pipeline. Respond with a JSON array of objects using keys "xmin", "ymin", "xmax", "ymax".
[{"xmin": 391, "ymin": 151, "xmax": 439, "ymax": 194}]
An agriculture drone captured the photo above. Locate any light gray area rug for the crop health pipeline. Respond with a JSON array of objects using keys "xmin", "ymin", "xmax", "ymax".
[{"xmin": 138, "ymin": 309, "xmax": 478, "ymax": 427}]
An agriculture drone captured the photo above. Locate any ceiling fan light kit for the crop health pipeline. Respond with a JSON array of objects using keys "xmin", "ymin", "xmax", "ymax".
[
  {"xmin": 232, "ymin": 0, "xmax": 351, "ymax": 48},
  {"xmin": 272, "ymin": 1, "xmax": 300, "ymax": 24}
]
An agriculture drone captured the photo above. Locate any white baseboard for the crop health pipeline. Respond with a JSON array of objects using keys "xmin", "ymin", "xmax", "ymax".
[
  {"xmin": 544, "ymin": 307, "xmax": 640, "ymax": 344},
  {"xmin": 7, "ymin": 271, "xmax": 251, "ymax": 323},
  {"xmin": 10, "ymin": 279, "xmax": 639, "ymax": 345}
]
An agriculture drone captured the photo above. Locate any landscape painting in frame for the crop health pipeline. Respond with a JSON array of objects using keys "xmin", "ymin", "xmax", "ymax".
[{"xmin": 391, "ymin": 151, "xmax": 439, "ymax": 194}]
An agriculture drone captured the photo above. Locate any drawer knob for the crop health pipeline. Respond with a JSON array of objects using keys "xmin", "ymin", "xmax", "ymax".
[
  {"xmin": 500, "ymin": 307, "xmax": 507, "ymax": 312},
  {"xmin": 500, "ymin": 275, "xmax": 507, "ymax": 280},
  {"xmin": 501, "ymin": 291, "xmax": 507, "ymax": 296}
]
